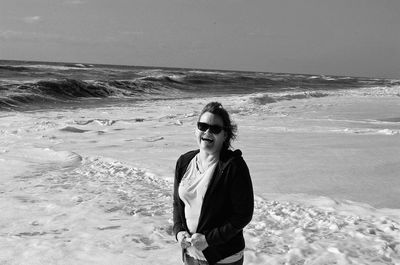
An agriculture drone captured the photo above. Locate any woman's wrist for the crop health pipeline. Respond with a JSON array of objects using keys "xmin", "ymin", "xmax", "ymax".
[{"xmin": 177, "ymin": 231, "xmax": 189, "ymax": 242}]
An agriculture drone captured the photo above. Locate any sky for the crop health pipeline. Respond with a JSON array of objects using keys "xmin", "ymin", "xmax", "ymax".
[{"xmin": 1, "ymin": 0, "xmax": 399, "ymax": 78}]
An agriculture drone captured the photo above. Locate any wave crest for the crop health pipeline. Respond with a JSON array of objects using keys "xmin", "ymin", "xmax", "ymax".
[{"xmin": 246, "ymin": 91, "xmax": 330, "ymax": 106}]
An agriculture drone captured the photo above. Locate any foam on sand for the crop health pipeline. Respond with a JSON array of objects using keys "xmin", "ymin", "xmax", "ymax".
[
  {"xmin": 0, "ymin": 155, "xmax": 180, "ymax": 265},
  {"xmin": 246, "ymin": 197, "xmax": 400, "ymax": 264},
  {"xmin": 1, "ymin": 88, "xmax": 400, "ymax": 264},
  {"xmin": 1, "ymin": 154, "xmax": 399, "ymax": 264},
  {"xmin": 0, "ymin": 146, "xmax": 82, "ymax": 181}
]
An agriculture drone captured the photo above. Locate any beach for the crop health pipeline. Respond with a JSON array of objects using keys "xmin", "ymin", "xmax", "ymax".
[{"xmin": 1, "ymin": 61, "xmax": 400, "ymax": 264}]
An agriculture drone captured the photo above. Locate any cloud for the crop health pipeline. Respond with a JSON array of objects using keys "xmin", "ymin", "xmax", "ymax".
[{"xmin": 23, "ymin": 16, "xmax": 41, "ymax": 24}]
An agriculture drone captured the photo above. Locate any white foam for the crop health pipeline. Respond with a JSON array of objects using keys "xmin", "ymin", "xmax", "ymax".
[
  {"xmin": 241, "ymin": 91, "xmax": 332, "ymax": 108},
  {"xmin": 336, "ymin": 127, "xmax": 400, "ymax": 135},
  {"xmin": 245, "ymin": 196, "xmax": 400, "ymax": 264},
  {"xmin": 1, "ymin": 93, "xmax": 400, "ymax": 264},
  {"xmin": 22, "ymin": 64, "xmax": 92, "ymax": 71},
  {"xmin": 138, "ymin": 73, "xmax": 186, "ymax": 82},
  {"xmin": 188, "ymin": 70, "xmax": 230, "ymax": 75},
  {"xmin": 341, "ymin": 85, "xmax": 400, "ymax": 97},
  {"xmin": 0, "ymin": 147, "xmax": 82, "ymax": 180},
  {"xmin": 2, "ymin": 152, "xmax": 398, "ymax": 264}
]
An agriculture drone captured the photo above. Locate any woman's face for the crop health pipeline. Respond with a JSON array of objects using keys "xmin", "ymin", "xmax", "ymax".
[{"xmin": 196, "ymin": 112, "xmax": 227, "ymax": 155}]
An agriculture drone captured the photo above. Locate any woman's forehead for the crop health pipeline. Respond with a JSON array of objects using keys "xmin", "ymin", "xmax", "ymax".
[{"xmin": 199, "ymin": 112, "xmax": 223, "ymax": 125}]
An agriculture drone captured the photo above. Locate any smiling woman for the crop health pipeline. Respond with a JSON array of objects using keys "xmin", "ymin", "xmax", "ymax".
[
  {"xmin": 196, "ymin": 113, "xmax": 226, "ymax": 157},
  {"xmin": 173, "ymin": 102, "xmax": 254, "ymax": 265}
]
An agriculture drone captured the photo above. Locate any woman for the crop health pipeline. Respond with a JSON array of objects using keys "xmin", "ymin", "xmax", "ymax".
[{"xmin": 173, "ymin": 102, "xmax": 254, "ymax": 265}]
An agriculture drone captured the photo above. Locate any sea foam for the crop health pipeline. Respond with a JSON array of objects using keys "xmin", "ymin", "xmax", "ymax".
[{"xmin": 1, "ymin": 154, "xmax": 399, "ymax": 264}]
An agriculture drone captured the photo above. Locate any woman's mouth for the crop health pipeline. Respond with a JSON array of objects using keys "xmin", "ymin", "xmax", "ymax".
[{"xmin": 201, "ymin": 137, "xmax": 213, "ymax": 143}]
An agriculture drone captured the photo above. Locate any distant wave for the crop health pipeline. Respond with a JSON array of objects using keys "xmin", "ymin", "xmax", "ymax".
[
  {"xmin": 0, "ymin": 73, "xmax": 281, "ymax": 110},
  {"xmin": 277, "ymin": 91, "xmax": 330, "ymax": 101},
  {"xmin": 247, "ymin": 91, "xmax": 331, "ymax": 105},
  {"xmin": 339, "ymin": 85, "xmax": 400, "ymax": 97},
  {"xmin": 1, "ymin": 60, "xmax": 399, "ymax": 111},
  {"xmin": 0, "ymin": 63, "xmax": 93, "ymax": 72},
  {"xmin": 0, "ymin": 78, "xmax": 188, "ymax": 110},
  {"xmin": 1, "ymin": 78, "xmax": 398, "ymax": 111},
  {"xmin": 0, "ymin": 79, "xmax": 113, "ymax": 110},
  {"xmin": 0, "ymin": 65, "xmax": 32, "ymax": 72},
  {"xmin": 139, "ymin": 74, "xmax": 186, "ymax": 84}
]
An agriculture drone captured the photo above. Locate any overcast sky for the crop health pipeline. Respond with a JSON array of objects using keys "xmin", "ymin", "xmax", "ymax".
[{"xmin": 1, "ymin": 0, "xmax": 399, "ymax": 78}]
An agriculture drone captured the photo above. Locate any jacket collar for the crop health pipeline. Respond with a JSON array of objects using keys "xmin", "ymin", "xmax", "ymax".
[{"xmin": 179, "ymin": 149, "xmax": 242, "ymax": 178}]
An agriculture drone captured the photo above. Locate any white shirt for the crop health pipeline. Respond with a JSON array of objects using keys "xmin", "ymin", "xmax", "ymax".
[{"xmin": 178, "ymin": 154, "xmax": 217, "ymax": 260}]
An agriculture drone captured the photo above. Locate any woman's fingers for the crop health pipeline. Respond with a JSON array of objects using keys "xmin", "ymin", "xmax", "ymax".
[
  {"xmin": 177, "ymin": 232, "xmax": 209, "ymax": 250},
  {"xmin": 177, "ymin": 231, "xmax": 191, "ymax": 249},
  {"xmin": 190, "ymin": 233, "xmax": 208, "ymax": 251}
]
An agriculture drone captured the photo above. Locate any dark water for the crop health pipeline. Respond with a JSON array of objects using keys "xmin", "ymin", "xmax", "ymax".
[{"xmin": 1, "ymin": 60, "xmax": 399, "ymax": 111}]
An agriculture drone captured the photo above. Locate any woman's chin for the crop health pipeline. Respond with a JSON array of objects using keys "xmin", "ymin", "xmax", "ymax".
[
  {"xmin": 200, "ymin": 145, "xmax": 213, "ymax": 152},
  {"xmin": 200, "ymin": 144, "xmax": 224, "ymax": 155}
]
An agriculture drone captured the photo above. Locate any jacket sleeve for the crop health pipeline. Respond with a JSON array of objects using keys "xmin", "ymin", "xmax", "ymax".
[
  {"xmin": 172, "ymin": 156, "xmax": 185, "ymax": 240},
  {"xmin": 205, "ymin": 158, "xmax": 254, "ymax": 246}
]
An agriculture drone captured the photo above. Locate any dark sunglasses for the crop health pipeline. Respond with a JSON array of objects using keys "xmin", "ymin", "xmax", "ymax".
[{"xmin": 197, "ymin": 122, "xmax": 224, "ymax": 134}]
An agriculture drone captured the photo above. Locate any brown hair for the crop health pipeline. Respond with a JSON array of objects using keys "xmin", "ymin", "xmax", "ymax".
[{"xmin": 198, "ymin": 102, "xmax": 237, "ymax": 150}]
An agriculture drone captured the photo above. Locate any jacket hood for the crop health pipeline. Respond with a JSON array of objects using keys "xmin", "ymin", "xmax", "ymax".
[{"xmin": 220, "ymin": 149, "xmax": 242, "ymax": 161}]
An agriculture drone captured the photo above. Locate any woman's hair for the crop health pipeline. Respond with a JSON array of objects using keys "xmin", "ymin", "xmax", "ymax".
[{"xmin": 199, "ymin": 102, "xmax": 237, "ymax": 150}]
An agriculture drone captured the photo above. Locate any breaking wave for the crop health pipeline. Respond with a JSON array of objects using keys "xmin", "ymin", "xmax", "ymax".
[
  {"xmin": 246, "ymin": 91, "xmax": 331, "ymax": 105},
  {"xmin": 1, "ymin": 60, "xmax": 399, "ymax": 111}
]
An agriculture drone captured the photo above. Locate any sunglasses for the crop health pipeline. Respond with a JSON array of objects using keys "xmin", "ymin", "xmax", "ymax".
[{"xmin": 197, "ymin": 122, "xmax": 224, "ymax": 134}]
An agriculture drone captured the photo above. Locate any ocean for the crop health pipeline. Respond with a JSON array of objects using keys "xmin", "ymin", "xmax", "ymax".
[
  {"xmin": 1, "ymin": 59, "xmax": 399, "ymax": 111},
  {"xmin": 1, "ymin": 60, "xmax": 400, "ymax": 264}
]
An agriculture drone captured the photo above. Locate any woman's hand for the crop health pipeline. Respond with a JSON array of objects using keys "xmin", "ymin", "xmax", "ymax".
[
  {"xmin": 190, "ymin": 233, "xmax": 209, "ymax": 251},
  {"xmin": 177, "ymin": 231, "xmax": 191, "ymax": 249}
]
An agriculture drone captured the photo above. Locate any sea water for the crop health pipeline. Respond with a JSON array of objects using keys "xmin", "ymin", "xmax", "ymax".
[{"xmin": 1, "ymin": 60, "xmax": 400, "ymax": 264}]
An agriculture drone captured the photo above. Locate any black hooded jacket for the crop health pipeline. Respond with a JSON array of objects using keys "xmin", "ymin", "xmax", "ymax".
[{"xmin": 173, "ymin": 149, "xmax": 254, "ymax": 264}]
